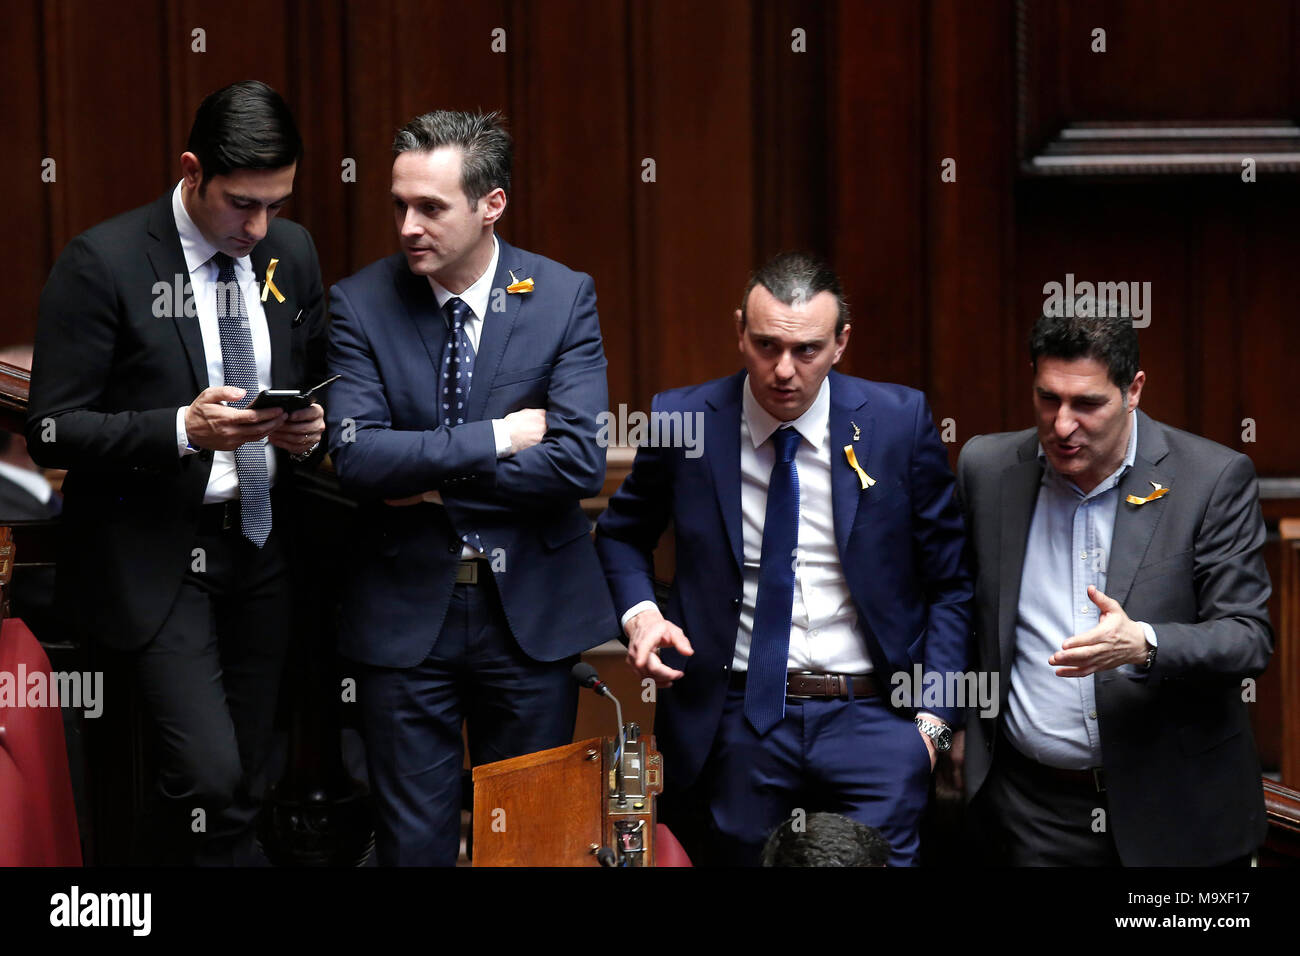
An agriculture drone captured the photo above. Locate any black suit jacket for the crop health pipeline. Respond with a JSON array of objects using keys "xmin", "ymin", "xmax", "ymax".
[
  {"xmin": 957, "ymin": 411, "xmax": 1272, "ymax": 865},
  {"xmin": 26, "ymin": 190, "xmax": 327, "ymax": 649}
]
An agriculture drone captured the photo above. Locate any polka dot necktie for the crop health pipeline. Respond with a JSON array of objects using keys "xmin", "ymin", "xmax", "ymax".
[
  {"xmin": 213, "ymin": 252, "xmax": 272, "ymax": 548},
  {"xmin": 441, "ymin": 296, "xmax": 482, "ymax": 552}
]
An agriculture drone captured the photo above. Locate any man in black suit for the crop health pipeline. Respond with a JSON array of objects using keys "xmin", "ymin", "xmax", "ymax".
[
  {"xmin": 957, "ymin": 312, "xmax": 1272, "ymax": 865},
  {"xmin": 27, "ymin": 81, "xmax": 328, "ymax": 864}
]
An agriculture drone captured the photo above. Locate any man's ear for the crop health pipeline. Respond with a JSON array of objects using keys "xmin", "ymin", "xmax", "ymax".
[
  {"xmin": 1126, "ymin": 369, "xmax": 1146, "ymax": 412},
  {"xmin": 735, "ymin": 309, "xmax": 745, "ymax": 353},
  {"xmin": 832, "ymin": 324, "xmax": 852, "ymax": 365},
  {"xmin": 180, "ymin": 152, "xmax": 204, "ymax": 190},
  {"xmin": 481, "ymin": 187, "xmax": 507, "ymax": 226}
]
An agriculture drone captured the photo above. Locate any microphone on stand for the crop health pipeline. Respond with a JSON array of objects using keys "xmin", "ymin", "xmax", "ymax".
[{"xmin": 571, "ymin": 662, "xmax": 627, "ymax": 804}]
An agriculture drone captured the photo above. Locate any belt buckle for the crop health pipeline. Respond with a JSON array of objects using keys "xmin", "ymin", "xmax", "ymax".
[{"xmin": 455, "ymin": 560, "xmax": 478, "ymax": 585}]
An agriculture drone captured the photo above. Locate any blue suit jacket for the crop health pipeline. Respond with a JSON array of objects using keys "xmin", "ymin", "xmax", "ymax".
[
  {"xmin": 326, "ymin": 237, "xmax": 618, "ymax": 667},
  {"xmin": 595, "ymin": 370, "xmax": 973, "ymax": 790}
]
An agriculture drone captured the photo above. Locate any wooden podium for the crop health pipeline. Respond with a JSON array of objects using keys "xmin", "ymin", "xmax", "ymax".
[{"xmin": 471, "ymin": 727, "xmax": 662, "ymax": 866}]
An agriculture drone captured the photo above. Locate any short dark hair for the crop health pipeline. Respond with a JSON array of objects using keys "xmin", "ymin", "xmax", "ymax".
[
  {"xmin": 186, "ymin": 81, "xmax": 302, "ymax": 187},
  {"xmin": 392, "ymin": 110, "xmax": 512, "ymax": 207},
  {"xmin": 760, "ymin": 812, "xmax": 890, "ymax": 867},
  {"xmin": 1029, "ymin": 312, "xmax": 1140, "ymax": 391},
  {"xmin": 741, "ymin": 252, "xmax": 849, "ymax": 335}
]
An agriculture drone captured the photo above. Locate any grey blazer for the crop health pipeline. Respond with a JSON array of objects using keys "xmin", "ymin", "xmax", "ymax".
[{"xmin": 956, "ymin": 409, "xmax": 1272, "ymax": 865}]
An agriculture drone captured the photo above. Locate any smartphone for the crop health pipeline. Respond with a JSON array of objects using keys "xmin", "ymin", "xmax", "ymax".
[{"xmin": 248, "ymin": 374, "xmax": 342, "ymax": 412}]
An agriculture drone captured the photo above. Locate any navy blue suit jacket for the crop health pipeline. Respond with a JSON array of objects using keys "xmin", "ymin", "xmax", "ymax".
[
  {"xmin": 595, "ymin": 370, "xmax": 973, "ymax": 791},
  {"xmin": 326, "ymin": 237, "xmax": 618, "ymax": 667}
]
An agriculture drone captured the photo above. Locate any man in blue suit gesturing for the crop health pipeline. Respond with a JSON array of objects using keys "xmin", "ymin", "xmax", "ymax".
[
  {"xmin": 326, "ymin": 111, "xmax": 618, "ymax": 866},
  {"xmin": 596, "ymin": 253, "xmax": 972, "ymax": 865}
]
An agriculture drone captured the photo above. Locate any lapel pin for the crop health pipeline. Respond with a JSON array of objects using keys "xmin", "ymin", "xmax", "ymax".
[
  {"xmin": 1125, "ymin": 480, "xmax": 1169, "ymax": 506},
  {"xmin": 292, "ymin": 309, "xmax": 305, "ymax": 327},
  {"xmin": 260, "ymin": 258, "xmax": 286, "ymax": 304},
  {"xmin": 506, "ymin": 269, "xmax": 535, "ymax": 294},
  {"xmin": 850, "ymin": 420, "xmax": 861, "ymax": 441},
  {"xmin": 843, "ymin": 445, "xmax": 875, "ymax": 490}
]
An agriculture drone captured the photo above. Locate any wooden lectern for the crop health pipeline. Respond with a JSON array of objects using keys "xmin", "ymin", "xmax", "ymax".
[{"xmin": 472, "ymin": 727, "xmax": 662, "ymax": 866}]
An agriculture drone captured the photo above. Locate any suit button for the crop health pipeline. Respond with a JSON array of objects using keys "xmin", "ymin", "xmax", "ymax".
[{"xmin": 731, "ymin": 598, "xmax": 740, "ymax": 608}]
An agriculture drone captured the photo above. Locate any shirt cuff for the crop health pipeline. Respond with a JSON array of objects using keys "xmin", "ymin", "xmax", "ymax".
[
  {"xmin": 492, "ymin": 419, "xmax": 513, "ymax": 458},
  {"xmin": 1140, "ymin": 622, "xmax": 1157, "ymax": 648},
  {"xmin": 177, "ymin": 407, "xmax": 198, "ymax": 457},
  {"xmin": 620, "ymin": 600, "xmax": 660, "ymax": 633}
]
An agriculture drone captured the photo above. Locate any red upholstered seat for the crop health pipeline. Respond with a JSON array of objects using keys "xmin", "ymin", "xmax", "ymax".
[
  {"xmin": 655, "ymin": 823, "xmax": 692, "ymax": 867},
  {"xmin": 0, "ymin": 617, "xmax": 82, "ymax": 865}
]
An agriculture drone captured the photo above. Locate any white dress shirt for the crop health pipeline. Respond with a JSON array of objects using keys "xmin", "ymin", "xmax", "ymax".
[
  {"xmin": 622, "ymin": 375, "xmax": 873, "ymax": 674},
  {"xmin": 171, "ymin": 182, "xmax": 277, "ymax": 503}
]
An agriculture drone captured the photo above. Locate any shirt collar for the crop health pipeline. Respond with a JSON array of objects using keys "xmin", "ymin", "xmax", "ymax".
[
  {"xmin": 1037, "ymin": 410, "xmax": 1139, "ymax": 498},
  {"xmin": 427, "ymin": 235, "xmax": 499, "ymax": 324},
  {"xmin": 742, "ymin": 374, "xmax": 830, "ymax": 452},
  {"xmin": 171, "ymin": 181, "xmax": 248, "ymax": 276}
]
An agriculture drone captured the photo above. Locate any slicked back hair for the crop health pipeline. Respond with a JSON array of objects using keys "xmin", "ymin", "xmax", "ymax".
[
  {"xmin": 1029, "ymin": 312, "xmax": 1140, "ymax": 391},
  {"xmin": 186, "ymin": 81, "xmax": 302, "ymax": 190},
  {"xmin": 740, "ymin": 251, "xmax": 849, "ymax": 335},
  {"xmin": 392, "ymin": 110, "xmax": 512, "ymax": 208}
]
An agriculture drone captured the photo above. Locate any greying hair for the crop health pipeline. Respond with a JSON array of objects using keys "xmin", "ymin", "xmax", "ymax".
[
  {"xmin": 392, "ymin": 110, "xmax": 512, "ymax": 207},
  {"xmin": 741, "ymin": 252, "xmax": 849, "ymax": 335},
  {"xmin": 1029, "ymin": 312, "xmax": 1140, "ymax": 391}
]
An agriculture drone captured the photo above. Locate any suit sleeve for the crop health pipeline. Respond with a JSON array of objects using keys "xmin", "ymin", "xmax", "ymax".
[
  {"xmin": 447, "ymin": 274, "xmax": 609, "ymax": 513},
  {"xmin": 325, "ymin": 282, "xmax": 497, "ymax": 498},
  {"xmin": 1148, "ymin": 453, "xmax": 1273, "ymax": 678},
  {"xmin": 595, "ymin": 393, "xmax": 673, "ymax": 617},
  {"xmin": 289, "ymin": 227, "xmax": 330, "ymax": 468},
  {"xmin": 909, "ymin": 395, "xmax": 974, "ymax": 724},
  {"xmin": 26, "ymin": 235, "xmax": 180, "ymax": 472}
]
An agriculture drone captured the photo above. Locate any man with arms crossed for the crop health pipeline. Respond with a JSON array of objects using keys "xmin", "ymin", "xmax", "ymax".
[
  {"xmin": 596, "ymin": 253, "xmax": 972, "ymax": 866},
  {"xmin": 958, "ymin": 312, "xmax": 1272, "ymax": 865},
  {"xmin": 326, "ymin": 111, "xmax": 618, "ymax": 866}
]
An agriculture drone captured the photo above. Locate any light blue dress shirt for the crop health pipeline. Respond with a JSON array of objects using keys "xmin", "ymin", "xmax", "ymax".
[{"xmin": 1004, "ymin": 413, "xmax": 1154, "ymax": 769}]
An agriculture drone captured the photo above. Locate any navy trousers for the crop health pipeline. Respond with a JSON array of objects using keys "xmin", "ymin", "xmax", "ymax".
[
  {"xmin": 671, "ymin": 684, "xmax": 933, "ymax": 867},
  {"xmin": 357, "ymin": 569, "xmax": 579, "ymax": 866}
]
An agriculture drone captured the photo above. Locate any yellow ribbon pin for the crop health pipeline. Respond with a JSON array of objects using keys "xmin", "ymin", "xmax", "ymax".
[
  {"xmin": 843, "ymin": 445, "xmax": 875, "ymax": 490},
  {"xmin": 506, "ymin": 269, "xmax": 534, "ymax": 294},
  {"xmin": 1125, "ymin": 481, "xmax": 1169, "ymax": 506},
  {"xmin": 261, "ymin": 258, "xmax": 285, "ymax": 304}
]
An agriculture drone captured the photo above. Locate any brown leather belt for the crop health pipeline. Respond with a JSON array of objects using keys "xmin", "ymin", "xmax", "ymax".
[
  {"xmin": 999, "ymin": 732, "xmax": 1106, "ymax": 793},
  {"xmin": 729, "ymin": 670, "xmax": 878, "ymax": 700}
]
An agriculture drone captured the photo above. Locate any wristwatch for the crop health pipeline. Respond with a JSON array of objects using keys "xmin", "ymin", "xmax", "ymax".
[{"xmin": 914, "ymin": 717, "xmax": 953, "ymax": 752}]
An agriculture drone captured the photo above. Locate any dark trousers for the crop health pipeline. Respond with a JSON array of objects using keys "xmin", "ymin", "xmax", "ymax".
[
  {"xmin": 665, "ymin": 685, "xmax": 933, "ymax": 867},
  {"xmin": 356, "ymin": 568, "xmax": 579, "ymax": 866},
  {"xmin": 969, "ymin": 737, "xmax": 1121, "ymax": 867},
  {"xmin": 123, "ymin": 523, "xmax": 291, "ymax": 865}
]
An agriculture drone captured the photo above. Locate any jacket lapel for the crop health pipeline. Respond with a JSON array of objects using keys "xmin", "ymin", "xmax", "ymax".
[
  {"xmin": 1105, "ymin": 411, "xmax": 1172, "ymax": 606},
  {"xmin": 395, "ymin": 262, "xmax": 449, "ymax": 392},
  {"xmin": 997, "ymin": 433, "xmax": 1044, "ymax": 676},
  {"xmin": 465, "ymin": 239, "xmax": 524, "ymax": 422},
  {"xmin": 828, "ymin": 373, "xmax": 872, "ymax": 559},
  {"xmin": 146, "ymin": 194, "xmax": 207, "ymax": 394},
  {"xmin": 705, "ymin": 373, "xmax": 745, "ymax": 574},
  {"xmin": 250, "ymin": 243, "xmax": 294, "ymax": 388}
]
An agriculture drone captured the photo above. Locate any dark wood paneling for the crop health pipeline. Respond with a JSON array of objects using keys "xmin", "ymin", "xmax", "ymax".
[{"xmin": 2, "ymin": 0, "xmax": 48, "ymax": 346}]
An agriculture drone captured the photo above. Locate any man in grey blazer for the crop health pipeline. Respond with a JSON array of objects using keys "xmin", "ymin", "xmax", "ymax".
[{"xmin": 957, "ymin": 312, "xmax": 1272, "ymax": 866}]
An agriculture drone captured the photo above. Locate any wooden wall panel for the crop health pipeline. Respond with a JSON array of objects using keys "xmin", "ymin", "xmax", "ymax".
[
  {"xmin": 2, "ymin": 0, "xmax": 48, "ymax": 346},
  {"xmin": 829, "ymin": 0, "xmax": 925, "ymax": 387}
]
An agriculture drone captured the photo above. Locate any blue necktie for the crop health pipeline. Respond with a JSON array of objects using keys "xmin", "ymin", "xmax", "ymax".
[
  {"xmin": 745, "ymin": 425, "xmax": 802, "ymax": 735},
  {"xmin": 213, "ymin": 253, "xmax": 271, "ymax": 548},
  {"xmin": 441, "ymin": 297, "xmax": 483, "ymax": 552}
]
